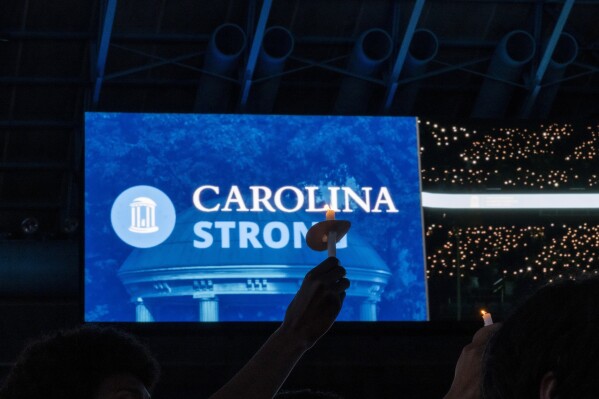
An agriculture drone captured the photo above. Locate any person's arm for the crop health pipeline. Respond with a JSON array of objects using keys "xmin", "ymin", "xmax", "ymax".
[
  {"xmin": 443, "ymin": 323, "xmax": 501, "ymax": 399},
  {"xmin": 208, "ymin": 257, "xmax": 349, "ymax": 399}
]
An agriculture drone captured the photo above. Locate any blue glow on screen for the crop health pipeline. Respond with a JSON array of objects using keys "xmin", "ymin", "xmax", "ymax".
[{"xmin": 85, "ymin": 113, "xmax": 427, "ymax": 322}]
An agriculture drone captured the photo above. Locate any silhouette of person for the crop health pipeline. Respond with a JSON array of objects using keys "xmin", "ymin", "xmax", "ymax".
[
  {"xmin": 444, "ymin": 278, "xmax": 599, "ymax": 399},
  {"xmin": 0, "ymin": 325, "xmax": 159, "ymax": 399},
  {"xmin": 0, "ymin": 257, "xmax": 349, "ymax": 399}
]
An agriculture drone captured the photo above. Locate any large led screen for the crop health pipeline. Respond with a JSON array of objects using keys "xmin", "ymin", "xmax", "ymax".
[{"xmin": 85, "ymin": 113, "xmax": 427, "ymax": 322}]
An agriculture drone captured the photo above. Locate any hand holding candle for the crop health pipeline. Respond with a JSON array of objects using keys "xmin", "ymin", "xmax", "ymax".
[
  {"xmin": 306, "ymin": 204, "xmax": 351, "ymax": 257},
  {"xmin": 481, "ymin": 310, "xmax": 493, "ymax": 326}
]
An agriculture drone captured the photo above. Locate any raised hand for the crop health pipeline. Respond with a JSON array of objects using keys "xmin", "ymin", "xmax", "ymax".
[{"xmin": 281, "ymin": 257, "xmax": 350, "ymax": 349}]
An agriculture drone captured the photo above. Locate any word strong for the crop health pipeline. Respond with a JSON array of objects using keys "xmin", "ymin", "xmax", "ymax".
[{"xmin": 193, "ymin": 220, "xmax": 348, "ymax": 250}]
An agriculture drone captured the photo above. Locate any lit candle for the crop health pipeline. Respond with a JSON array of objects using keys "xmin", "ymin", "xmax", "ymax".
[
  {"xmin": 326, "ymin": 206, "xmax": 335, "ymax": 221},
  {"xmin": 305, "ymin": 205, "xmax": 350, "ymax": 256},
  {"xmin": 325, "ymin": 206, "xmax": 337, "ymax": 257},
  {"xmin": 481, "ymin": 310, "xmax": 493, "ymax": 326}
]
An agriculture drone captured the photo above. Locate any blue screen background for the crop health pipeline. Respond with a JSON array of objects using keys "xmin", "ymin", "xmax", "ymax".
[{"xmin": 85, "ymin": 113, "xmax": 427, "ymax": 322}]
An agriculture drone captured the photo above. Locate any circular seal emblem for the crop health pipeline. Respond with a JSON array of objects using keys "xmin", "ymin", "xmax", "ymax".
[{"xmin": 111, "ymin": 185, "xmax": 176, "ymax": 248}]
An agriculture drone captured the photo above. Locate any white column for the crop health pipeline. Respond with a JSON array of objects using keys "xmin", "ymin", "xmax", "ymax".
[
  {"xmin": 198, "ymin": 297, "xmax": 219, "ymax": 322},
  {"xmin": 135, "ymin": 298, "xmax": 154, "ymax": 322},
  {"xmin": 359, "ymin": 299, "xmax": 377, "ymax": 321},
  {"xmin": 143, "ymin": 205, "xmax": 149, "ymax": 228},
  {"xmin": 150, "ymin": 206, "xmax": 156, "ymax": 228},
  {"xmin": 136, "ymin": 206, "xmax": 141, "ymax": 228}
]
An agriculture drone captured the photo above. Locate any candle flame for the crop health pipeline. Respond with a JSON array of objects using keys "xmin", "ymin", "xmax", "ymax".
[
  {"xmin": 325, "ymin": 204, "xmax": 335, "ymax": 221},
  {"xmin": 481, "ymin": 309, "xmax": 493, "ymax": 326}
]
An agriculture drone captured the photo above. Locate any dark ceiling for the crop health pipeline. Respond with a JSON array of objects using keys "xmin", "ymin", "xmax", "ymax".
[{"xmin": 0, "ymin": 0, "xmax": 598, "ymax": 236}]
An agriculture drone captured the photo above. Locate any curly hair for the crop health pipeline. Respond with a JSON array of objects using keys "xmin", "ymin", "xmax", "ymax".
[
  {"xmin": 482, "ymin": 278, "xmax": 599, "ymax": 399},
  {"xmin": 0, "ymin": 325, "xmax": 160, "ymax": 399}
]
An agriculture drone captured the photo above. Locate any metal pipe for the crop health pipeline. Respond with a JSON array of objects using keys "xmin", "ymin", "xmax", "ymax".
[
  {"xmin": 471, "ymin": 30, "xmax": 536, "ymax": 119},
  {"xmin": 239, "ymin": 0, "xmax": 274, "ymax": 107},
  {"xmin": 334, "ymin": 28, "xmax": 393, "ymax": 115},
  {"xmin": 383, "ymin": 0, "xmax": 426, "ymax": 111},
  {"xmin": 392, "ymin": 29, "xmax": 438, "ymax": 114},
  {"xmin": 520, "ymin": 0, "xmax": 575, "ymax": 118},
  {"xmin": 194, "ymin": 23, "xmax": 247, "ymax": 113},
  {"xmin": 531, "ymin": 32, "xmax": 578, "ymax": 119},
  {"xmin": 247, "ymin": 26, "xmax": 295, "ymax": 113},
  {"xmin": 93, "ymin": 0, "xmax": 117, "ymax": 105}
]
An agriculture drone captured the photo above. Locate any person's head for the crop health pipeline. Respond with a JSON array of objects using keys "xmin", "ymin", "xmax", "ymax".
[
  {"xmin": 482, "ymin": 278, "xmax": 599, "ymax": 399},
  {"xmin": 0, "ymin": 325, "xmax": 160, "ymax": 399}
]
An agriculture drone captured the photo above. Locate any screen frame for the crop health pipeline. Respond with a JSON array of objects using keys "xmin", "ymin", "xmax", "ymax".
[{"xmin": 82, "ymin": 112, "xmax": 429, "ymax": 324}]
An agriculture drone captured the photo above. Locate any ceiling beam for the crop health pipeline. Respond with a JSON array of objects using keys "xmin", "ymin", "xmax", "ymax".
[
  {"xmin": 0, "ymin": 120, "xmax": 76, "ymax": 128},
  {"xmin": 239, "ymin": 0, "xmax": 273, "ymax": 108},
  {"xmin": 92, "ymin": 0, "xmax": 117, "ymax": 105},
  {"xmin": 0, "ymin": 202, "xmax": 62, "ymax": 210},
  {"xmin": 0, "ymin": 162, "xmax": 69, "ymax": 171},
  {"xmin": 0, "ymin": 77, "xmax": 86, "ymax": 85},
  {"xmin": 383, "ymin": 0, "xmax": 426, "ymax": 112},
  {"xmin": 520, "ymin": 0, "xmax": 575, "ymax": 118},
  {"xmin": 104, "ymin": 50, "xmax": 205, "ymax": 80}
]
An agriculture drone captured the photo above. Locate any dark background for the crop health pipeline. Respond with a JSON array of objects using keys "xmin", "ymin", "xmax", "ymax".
[{"xmin": 1, "ymin": 0, "xmax": 598, "ymax": 397}]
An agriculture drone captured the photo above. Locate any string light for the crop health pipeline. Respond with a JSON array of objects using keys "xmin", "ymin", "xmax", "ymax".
[
  {"xmin": 418, "ymin": 121, "xmax": 599, "ymax": 285},
  {"xmin": 419, "ymin": 121, "xmax": 598, "ymax": 189},
  {"xmin": 425, "ymin": 220, "xmax": 598, "ymax": 283}
]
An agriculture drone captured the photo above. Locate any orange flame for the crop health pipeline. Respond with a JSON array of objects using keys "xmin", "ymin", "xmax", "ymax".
[{"xmin": 325, "ymin": 204, "xmax": 335, "ymax": 221}]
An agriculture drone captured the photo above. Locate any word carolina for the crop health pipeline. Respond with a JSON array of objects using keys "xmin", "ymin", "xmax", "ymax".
[{"xmin": 193, "ymin": 185, "xmax": 399, "ymax": 213}]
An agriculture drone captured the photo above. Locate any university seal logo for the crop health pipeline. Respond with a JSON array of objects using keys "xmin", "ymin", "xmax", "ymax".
[{"xmin": 111, "ymin": 186, "xmax": 176, "ymax": 248}]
